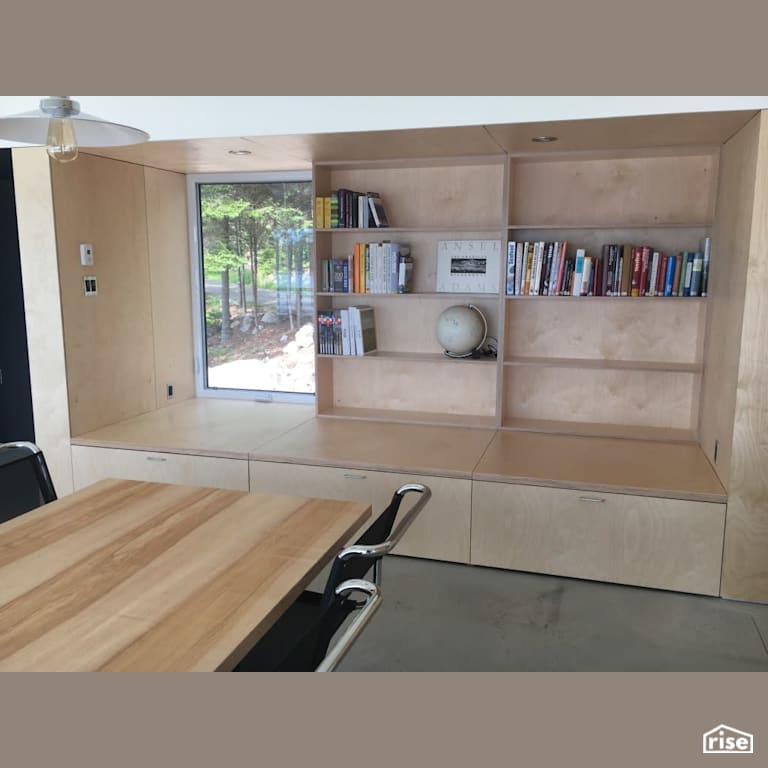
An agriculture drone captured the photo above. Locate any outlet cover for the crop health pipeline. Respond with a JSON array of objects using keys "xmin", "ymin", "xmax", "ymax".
[{"xmin": 83, "ymin": 276, "xmax": 98, "ymax": 296}]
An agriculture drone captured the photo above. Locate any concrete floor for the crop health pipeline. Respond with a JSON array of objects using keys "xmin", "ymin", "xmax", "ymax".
[{"xmin": 338, "ymin": 556, "xmax": 768, "ymax": 671}]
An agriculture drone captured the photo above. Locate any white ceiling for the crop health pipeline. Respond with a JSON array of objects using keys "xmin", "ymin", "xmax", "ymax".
[{"xmin": 1, "ymin": 96, "xmax": 768, "ymax": 147}]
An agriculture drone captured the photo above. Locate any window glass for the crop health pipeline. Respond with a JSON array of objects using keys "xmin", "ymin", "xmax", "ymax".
[{"xmin": 197, "ymin": 181, "xmax": 314, "ymax": 395}]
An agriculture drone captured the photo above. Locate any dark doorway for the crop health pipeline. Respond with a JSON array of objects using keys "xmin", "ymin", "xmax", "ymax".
[{"xmin": 0, "ymin": 149, "xmax": 35, "ymax": 443}]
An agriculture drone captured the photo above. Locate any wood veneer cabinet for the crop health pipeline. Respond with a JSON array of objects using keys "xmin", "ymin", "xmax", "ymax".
[
  {"xmin": 71, "ymin": 445, "xmax": 249, "ymax": 492},
  {"xmin": 249, "ymin": 460, "xmax": 471, "ymax": 563},
  {"xmin": 471, "ymin": 482, "xmax": 725, "ymax": 595}
]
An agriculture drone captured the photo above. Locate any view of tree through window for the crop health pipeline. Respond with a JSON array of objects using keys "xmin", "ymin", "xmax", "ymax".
[{"xmin": 198, "ymin": 181, "xmax": 314, "ymax": 394}]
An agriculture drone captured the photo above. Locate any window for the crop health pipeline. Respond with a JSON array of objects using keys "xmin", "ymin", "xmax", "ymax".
[{"xmin": 188, "ymin": 172, "xmax": 314, "ymax": 401}]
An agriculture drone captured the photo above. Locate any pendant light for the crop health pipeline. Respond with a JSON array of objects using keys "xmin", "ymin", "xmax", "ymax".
[{"xmin": 0, "ymin": 96, "xmax": 149, "ymax": 163}]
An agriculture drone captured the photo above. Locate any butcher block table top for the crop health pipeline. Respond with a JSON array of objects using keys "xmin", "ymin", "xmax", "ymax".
[{"xmin": 0, "ymin": 479, "xmax": 371, "ymax": 671}]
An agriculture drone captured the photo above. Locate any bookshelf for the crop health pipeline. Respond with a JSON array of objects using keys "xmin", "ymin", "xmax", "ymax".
[
  {"xmin": 311, "ymin": 147, "xmax": 718, "ymax": 439},
  {"xmin": 499, "ymin": 148, "xmax": 716, "ymax": 440},
  {"xmin": 312, "ymin": 157, "xmax": 506, "ymax": 427}
]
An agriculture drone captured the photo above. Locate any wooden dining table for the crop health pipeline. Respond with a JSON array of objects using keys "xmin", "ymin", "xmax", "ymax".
[{"xmin": 0, "ymin": 478, "xmax": 371, "ymax": 671}]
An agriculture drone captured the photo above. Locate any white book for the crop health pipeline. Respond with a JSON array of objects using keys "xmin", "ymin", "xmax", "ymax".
[
  {"xmin": 348, "ymin": 306, "xmax": 361, "ymax": 355},
  {"xmin": 548, "ymin": 242, "xmax": 560, "ymax": 298},
  {"xmin": 515, "ymin": 242, "xmax": 525, "ymax": 296},
  {"xmin": 340, "ymin": 308, "xmax": 351, "ymax": 355},
  {"xmin": 531, "ymin": 242, "xmax": 542, "ymax": 296},
  {"xmin": 581, "ymin": 256, "xmax": 592, "ymax": 296},
  {"xmin": 648, "ymin": 251, "xmax": 660, "ymax": 297}
]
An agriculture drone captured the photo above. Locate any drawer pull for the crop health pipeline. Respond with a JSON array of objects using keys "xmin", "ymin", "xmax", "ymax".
[
  {"xmin": 578, "ymin": 496, "xmax": 605, "ymax": 503},
  {"xmin": 146, "ymin": 456, "xmax": 168, "ymax": 463},
  {"xmin": 343, "ymin": 473, "xmax": 367, "ymax": 480}
]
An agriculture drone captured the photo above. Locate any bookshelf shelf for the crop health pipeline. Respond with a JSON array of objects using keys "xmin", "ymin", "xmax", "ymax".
[
  {"xmin": 507, "ymin": 223, "xmax": 711, "ymax": 231},
  {"xmin": 318, "ymin": 291, "xmax": 500, "ymax": 300},
  {"xmin": 319, "ymin": 406, "xmax": 497, "ymax": 430},
  {"xmin": 504, "ymin": 295, "xmax": 707, "ymax": 301},
  {"xmin": 500, "ymin": 417, "xmax": 698, "ymax": 443},
  {"xmin": 317, "ymin": 225, "xmax": 505, "ymax": 234},
  {"xmin": 503, "ymin": 357, "xmax": 703, "ymax": 373},
  {"xmin": 319, "ymin": 351, "xmax": 496, "ymax": 364}
]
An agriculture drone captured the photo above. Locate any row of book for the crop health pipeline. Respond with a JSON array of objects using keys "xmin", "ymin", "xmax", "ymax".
[
  {"xmin": 315, "ymin": 190, "xmax": 389, "ymax": 229},
  {"xmin": 505, "ymin": 238, "xmax": 711, "ymax": 297},
  {"xmin": 316, "ymin": 306, "xmax": 378, "ymax": 356},
  {"xmin": 318, "ymin": 242, "xmax": 413, "ymax": 294}
]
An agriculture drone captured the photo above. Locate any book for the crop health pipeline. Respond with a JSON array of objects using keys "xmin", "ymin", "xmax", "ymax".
[
  {"xmin": 340, "ymin": 308, "xmax": 352, "ymax": 355},
  {"xmin": 700, "ymin": 236, "xmax": 711, "ymax": 296},
  {"xmin": 581, "ymin": 255, "xmax": 593, "ymax": 296},
  {"xmin": 672, "ymin": 254, "xmax": 683, "ymax": 296},
  {"xmin": 620, "ymin": 244, "xmax": 632, "ymax": 296},
  {"xmin": 555, "ymin": 242, "xmax": 567, "ymax": 296},
  {"xmin": 630, "ymin": 247, "xmax": 642, "ymax": 297},
  {"xmin": 350, "ymin": 305, "xmax": 377, "ymax": 355},
  {"xmin": 572, "ymin": 248, "xmax": 585, "ymax": 296},
  {"xmin": 515, "ymin": 242, "xmax": 526, "ymax": 296},
  {"xmin": 367, "ymin": 193, "xmax": 389, "ymax": 228},
  {"xmin": 682, "ymin": 251, "xmax": 695, "ymax": 296},
  {"xmin": 648, "ymin": 250, "xmax": 660, "ymax": 296},
  {"xmin": 639, "ymin": 246, "xmax": 650, "ymax": 296},
  {"xmin": 689, "ymin": 252, "xmax": 704, "ymax": 296},
  {"xmin": 664, "ymin": 254, "xmax": 676, "ymax": 296},
  {"xmin": 506, "ymin": 241, "xmax": 516, "ymax": 295}
]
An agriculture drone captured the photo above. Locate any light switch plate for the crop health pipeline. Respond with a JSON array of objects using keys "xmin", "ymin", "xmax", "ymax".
[{"xmin": 80, "ymin": 243, "xmax": 94, "ymax": 266}]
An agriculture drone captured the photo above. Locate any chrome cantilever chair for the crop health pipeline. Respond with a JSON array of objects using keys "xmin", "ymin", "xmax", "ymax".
[
  {"xmin": 234, "ymin": 482, "xmax": 432, "ymax": 672},
  {"xmin": 0, "ymin": 441, "xmax": 57, "ymax": 524}
]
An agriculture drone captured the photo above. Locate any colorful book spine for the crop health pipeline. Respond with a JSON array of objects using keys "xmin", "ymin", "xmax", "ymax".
[{"xmin": 664, "ymin": 254, "xmax": 676, "ymax": 296}]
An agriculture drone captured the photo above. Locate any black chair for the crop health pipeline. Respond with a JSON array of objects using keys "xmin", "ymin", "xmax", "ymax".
[
  {"xmin": 233, "ymin": 482, "xmax": 432, "ymax": 672},
  {"xmin": 0, "ymin": 441, "xmax": 57, "ymax": 524}
]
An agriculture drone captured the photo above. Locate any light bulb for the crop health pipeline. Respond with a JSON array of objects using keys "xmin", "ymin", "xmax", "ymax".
[{"xmin": 46, "ymin": 118, "xmax": 78, "ymax": 163}]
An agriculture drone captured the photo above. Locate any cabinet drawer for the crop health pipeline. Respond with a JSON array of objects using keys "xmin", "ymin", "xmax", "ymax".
[
  {"xmin": 71, "ymin": 446, "xmax": 249, "ymax": 491},
  {"xmin": 471, "ymin": 481, "xmax": 725, "ymax": 595},
  {"xmin": 249, "ymin": 460, "xmax": 470, "ymax": 562}
]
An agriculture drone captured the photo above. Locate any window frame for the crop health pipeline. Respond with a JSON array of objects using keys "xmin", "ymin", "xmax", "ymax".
[{"xmin": 186, "ymin": 170, "xmax": 316, "ymax": 403}]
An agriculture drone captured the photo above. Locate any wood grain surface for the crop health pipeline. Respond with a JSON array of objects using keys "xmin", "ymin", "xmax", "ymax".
[{"xmin": 0, "ymin": 479, "xmax": 370, "ymax": 671}]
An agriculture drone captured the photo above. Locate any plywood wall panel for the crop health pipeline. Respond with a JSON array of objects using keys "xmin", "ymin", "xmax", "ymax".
[
  {"xmin": 698, "ymin": 114, "xmax": 761, "ymax": 489},
  {"xmin": 144, "ymin": 167, "xmax": 194, "ymax": 407},
  {"xmin": 12, "ymin": 148, "xmax": 74, "ymax": 495},
  {"xmin": 51, "ymin": 154, "xmax": 156, "ymax": 435},
  {"xmin": 720, "ymin": 111, "xmax": 768, "ymax": 601}
]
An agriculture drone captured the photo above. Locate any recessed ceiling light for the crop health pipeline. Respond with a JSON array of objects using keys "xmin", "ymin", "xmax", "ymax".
[
  {"xmin": 228, "ymin": 149, "xmax": 252, "ymax": 156},
  {"xmin": 532, "ymin": 136, "xmax": 558, "ymax": 143}
]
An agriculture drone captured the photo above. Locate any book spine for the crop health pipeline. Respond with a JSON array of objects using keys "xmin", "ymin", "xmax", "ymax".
[
  {"xmin": 605, "ymin": 245, "xmax": 615, "ymax": 296},
  {"xmin": 581, "ymin": 255, "xmax": 593, "ymax": 296},
  {"xmin": 639, "ymin": 246, "xmax": 650, "ymax": 296},
  {"xmin": 515, "ymin": 242, "xmax": 525, "ymax": 296},
  {"xmin": 689, "ymin": 252, "xmax": 703, "ymax": 296},
  {"xmin": 672, "ymin": 253, "xmax": 683, "ymax": 296},
  {"xmin": 701, "ymin": 236, "xmax": 711, "ymax": 296},
  {"xmin": 683, "ymin": 251, "xmax": 695, "ymax": 296},
  {"xmin": 658, "ymin": 253, "xmax": 668, "ymax": 297},
  {"xmin": 530, "ymin": 242, "xmax": 541, "ymax": 296},
  {"xmin": 630, "ymin": 247, "xmax": 642, "ymax": 297},
  {"xmin": 524, "ymin": 243, "xmax": 534, "ymax": 295},
  {"xmin": 620, "ymin": 244, "xmax": 632, "ymax": 296},
  {"xmin": 648, "ymin": 250, "xmax": 659, "ymax": 297},
  {"xmin": 548, "ymin": 242, "xmax": 560, "ymax": 298},
  {"xmin": 572, "ymin": 249, "xmax": 585, "ymax": 296},
  {"xmin": 664, "ymin": 254, "xmax": 676, "ymax": 296},
  {"xmin": 555, "ymin": 242, "xmax": 567, "ymax": 296},
  {"xmin": 506, "ymin": 241, "xmax": 516, "ymax": 295}
]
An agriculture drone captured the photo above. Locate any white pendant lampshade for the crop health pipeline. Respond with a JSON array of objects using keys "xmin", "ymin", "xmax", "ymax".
[{"xmin": 0, "ymin": 96, "xmax": 149, "ymax": 162}]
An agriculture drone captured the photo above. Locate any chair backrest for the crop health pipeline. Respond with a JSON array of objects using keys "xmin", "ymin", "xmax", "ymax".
[
  {"xmin": 321, "ymin": 483, "xmax": 431, "ymax": 606},
  {"xmin": 0, "ymin": 442, "xmax": 57, "ymax": 524}
]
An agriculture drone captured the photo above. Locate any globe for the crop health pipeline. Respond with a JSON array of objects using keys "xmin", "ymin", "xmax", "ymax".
[{"xmin": 436, "ymin": 305, "xmax": 487, "ymax": 356}]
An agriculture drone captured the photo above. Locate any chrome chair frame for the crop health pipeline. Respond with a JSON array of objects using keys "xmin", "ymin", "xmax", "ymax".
[{"xmin": 315, "ymin": 579, "xmax": 381, "ymax": 672}]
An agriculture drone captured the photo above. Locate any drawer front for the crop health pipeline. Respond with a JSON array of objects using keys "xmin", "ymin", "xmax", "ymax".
[
  {"xmin": 71, "ymin": 446, "xmax": 249, "ymax": 491},
  {"xmin": 471, "ymin": 481, "xmax": 726, "ymax": 595},
  {"xmin": 249, "ymin": 461, "xmax": 470, "ymax": 562}
]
